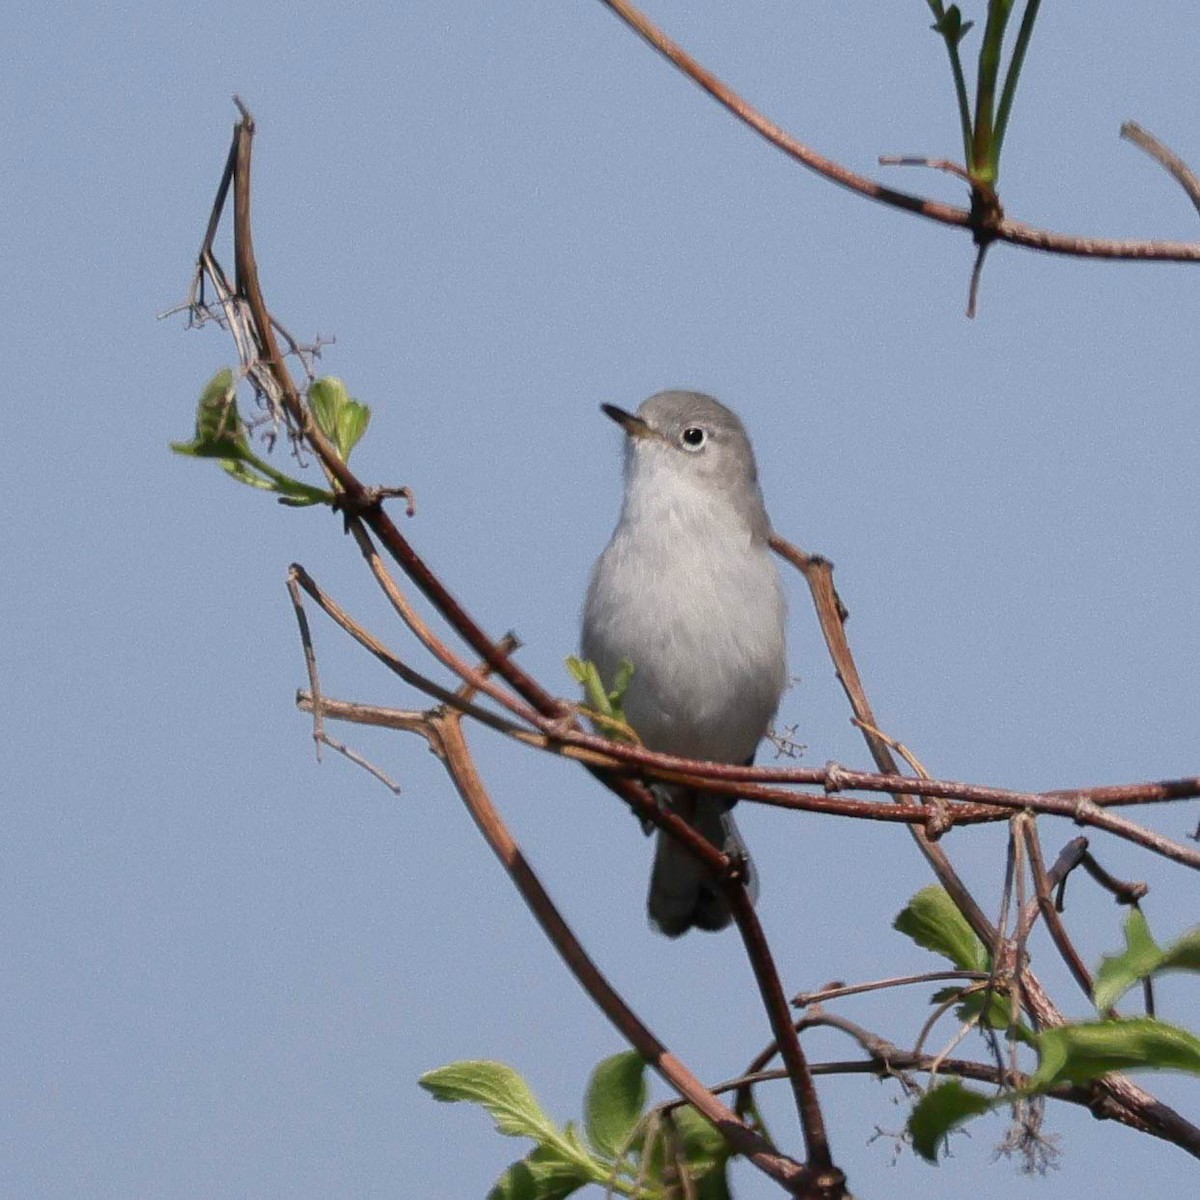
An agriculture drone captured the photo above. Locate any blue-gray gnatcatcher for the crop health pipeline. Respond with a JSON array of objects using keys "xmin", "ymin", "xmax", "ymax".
[{"xmin": 581, "ymin": 391, "xmax": 787, "ymax": 935}]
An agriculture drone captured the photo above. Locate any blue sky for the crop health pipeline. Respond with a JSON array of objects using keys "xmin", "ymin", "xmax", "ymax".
[{"xmin": 3, "ymin": 2, "xmax": 1198, "ymax": 1196}]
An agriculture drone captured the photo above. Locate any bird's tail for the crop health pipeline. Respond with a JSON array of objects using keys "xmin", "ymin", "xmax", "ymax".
[{"xmin": 647, "ymin": 792, "xmax": 758, "ymax": 937}]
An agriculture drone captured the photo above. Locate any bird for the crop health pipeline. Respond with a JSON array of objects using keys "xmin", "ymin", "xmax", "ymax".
[{"xmin": 581, "ymin": 391, "xmax": 787, "ymax": 935}]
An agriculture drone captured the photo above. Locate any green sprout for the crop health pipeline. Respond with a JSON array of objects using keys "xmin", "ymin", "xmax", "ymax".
[
  {"xmin": 172, "ymin": 369, "xmax": 375, "ymax": 505},
  {"xmin": 308, "ymin": 376, "xmax": 371, "ymax": 463},
  {"xmin": 566, "ymin": 657, "xmax": 640, "ymax": 744},
  {"xmin": 925, "ymin": 0, "xmax": 1043, "ymax": 187}
]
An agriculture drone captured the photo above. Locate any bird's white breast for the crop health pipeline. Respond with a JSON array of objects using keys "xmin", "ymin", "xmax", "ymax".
[{"xmin": 581, "ymin": 453, "xmax": 787, "ymax": 763}]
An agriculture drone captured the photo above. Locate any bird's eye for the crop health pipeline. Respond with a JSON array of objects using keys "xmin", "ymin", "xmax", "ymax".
[{"xmin": 680, "ymin": 426, "xmax": 707, "ymax": 451}]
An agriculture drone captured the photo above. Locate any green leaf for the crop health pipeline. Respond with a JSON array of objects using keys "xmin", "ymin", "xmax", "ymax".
[
  {"xmin": 173, "ymin": 369, "xmax": 335, "ymax": 506},
  {"xmin": 1093, "ymin": 910, "xmax": 1200, "ymax": 1011},
  {"xmin": 907, "ymin": 1079, "xmax": 995, "ymax": 1163},
  {"xmin": 336, "ymin": 398, "xmax": 371, "ymax": 460},
  {"xmin": 1158, "ymin": 927, "xmax": 1200, "ymax": 973},
  {"xmin": 308, "ymin": 376, "xmax": 348, "ymax": 444},
  {"xmin": 893, "ymin": 886, "xmax": 988, "ymax": 971},
  {"xmin": 609, "ymin": 659, "xmax": 635, "ymax": 707},
  {"xmin": 1031, "ymin": 1018, "xmax": 1200, "ymax": 1090},
  {"xmin": 692, "ymin": 1161, "xmax": 734, "ymax": 1200},
  {"xmin": 584, "ymin": 1052, "xmax": 646, "ymax": 1159},
  {"xmin": 488, "ymin": 1146, "xmax": 589, "ymax": 1200},
  {"xmin": 671, "ymin": 1105, "xmax": 730, "ymax": 1175},
  {"xmin": 931, "ymin": 5, "xmax": 973, "ymax": 46},
  {"xmin": 171, "ymin": 368, "xmax": 247, "ymax": 458},
  {"xmin": 308, "ymin": 376, "xmax": 370, "ymax": 461},
  {"xmin": 566, "ymin": 657, "xmax": 604, "ymax": 711},
  {"xmin": 566, "ymin": 657, "xmax": 617, "ymax": 719},
  {"xmin": 565, "ymin": 657, "xmax": 636, "ymax": 735},
  {"xmin": 219, "ymin": 458, "xmax": 277, "ymax": 491},
  {"xmin": 419, "ymin": 1061, "xmax": 562, "ymax": 1144}
]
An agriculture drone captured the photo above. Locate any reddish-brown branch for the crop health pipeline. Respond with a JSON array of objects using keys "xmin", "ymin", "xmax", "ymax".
[
  {"xmin": 1022, "ymin": 824, "xmax": 1095, "ymax": 1003},
  {"xmin": 768, "ymin": 536, "xmax": 998, "ymax": 940},
  {"xmin": 597, "ymin": 1, "xmax": 1200, "ymax": 263},
  {"xmin": 291, "ymin": 668, "xmax": 1200, "ymax": 868},
  {"xmin": 224, "ymin": 112, "xmax": 569, "ymax": 724},
  {"xmin": 431, "ymin": 712, "xmax": 825, "ymax": 1195},
  {"xmin": 727, "ymin": 887, "xmax": 839, "ymax": 1184}
]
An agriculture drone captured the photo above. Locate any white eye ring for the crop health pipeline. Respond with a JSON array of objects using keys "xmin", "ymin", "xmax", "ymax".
[{"xmin": 680, "ymin": 426, "xmax": 707, "ymax": 451}]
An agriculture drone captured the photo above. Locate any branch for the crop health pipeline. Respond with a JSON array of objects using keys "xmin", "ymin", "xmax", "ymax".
[
  {"xmin": 1020, "ymin": 824, "xmax": 1095, "ymax": 1003},
  {"xmin": 727, "ymin": 886, "xmax": 839, "ymax": 1183},
  {"xmin": 766, "ymin": 535, "xmax": 1200, "ymax": 1152},
  {"xmin": 793, "ymin": 970, "xmax": 990, "ymax": 1009},
  {"xmin": 768, "ymin": 537, "xmax": 998, "ymax": 941},
  {"xmin": 1122, "ymin": 121, "xmax": 1200, "ymax": 219},
  {"xmin": 430, "ymin": 711, "xmax": 826, "ymax": 1196},
  {"xmin": 597, "ymin": 2, "xmax": 1200, "ymax": 264}
]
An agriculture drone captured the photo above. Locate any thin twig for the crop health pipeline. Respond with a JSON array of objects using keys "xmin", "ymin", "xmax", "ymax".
[
  {"xmin": 1022, "ymin": 824, "xmax": 1095, "ymax": 1003},
  {"xmin": 287, "ymin": 570, "xmax": 403, "ymax": 792},
  {"xmin": 799, "ymin": 1011, "xmax": 908, "ymax": 1069},
  {"xmin": 878, "ymin": 155, "xmax": 972, "ymax": 183},
  {"xmin": 287, "ymin": 569, "xmax": 326, "ymax": 761},
  {"xmin": 727, "ymin": 886, "xmax": 839, "ymax": 1184},
  {"xmin": 793, "ymin": 970, "xmax": 990, "ymax": 1009},
  {"xmin": 314, "ymin": 733, "xmax": 403, "ymax": 794},
  {"xmin": 1122, "ymin": 121, "xmax": 1200, "ymax": 218},
  {"xmin": 1079, "ymin": 852, "xmax": 1150, "ymax": 905},
  {"xmin": 912, "ymin": 982, "xmax": 988, "ymax": 1061},
  {"xmin": 288, "ymin": 565, "xmax": 534, "ymax": 742},
  {"xmin": 769, "ymin": 537, "xmax": 997, "ymax": 940}
]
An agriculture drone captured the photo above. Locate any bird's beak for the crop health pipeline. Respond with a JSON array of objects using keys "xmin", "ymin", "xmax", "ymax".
[{"xmin": 601, "ymin": 403, "xmax": 655, "ymax": 439}]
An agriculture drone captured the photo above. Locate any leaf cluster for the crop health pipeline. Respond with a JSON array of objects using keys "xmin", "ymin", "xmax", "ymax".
[
  {"xmin": 894, "ymin": 890, "xmax": 1200, "ymax": 1162},
  {"xmin": 420, "ymin": 1054, "xmax": 733, "ymax": 1199},
  {"xmin": 171, "ymin": 369, "xmax": 372, "ymax": 505}
]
